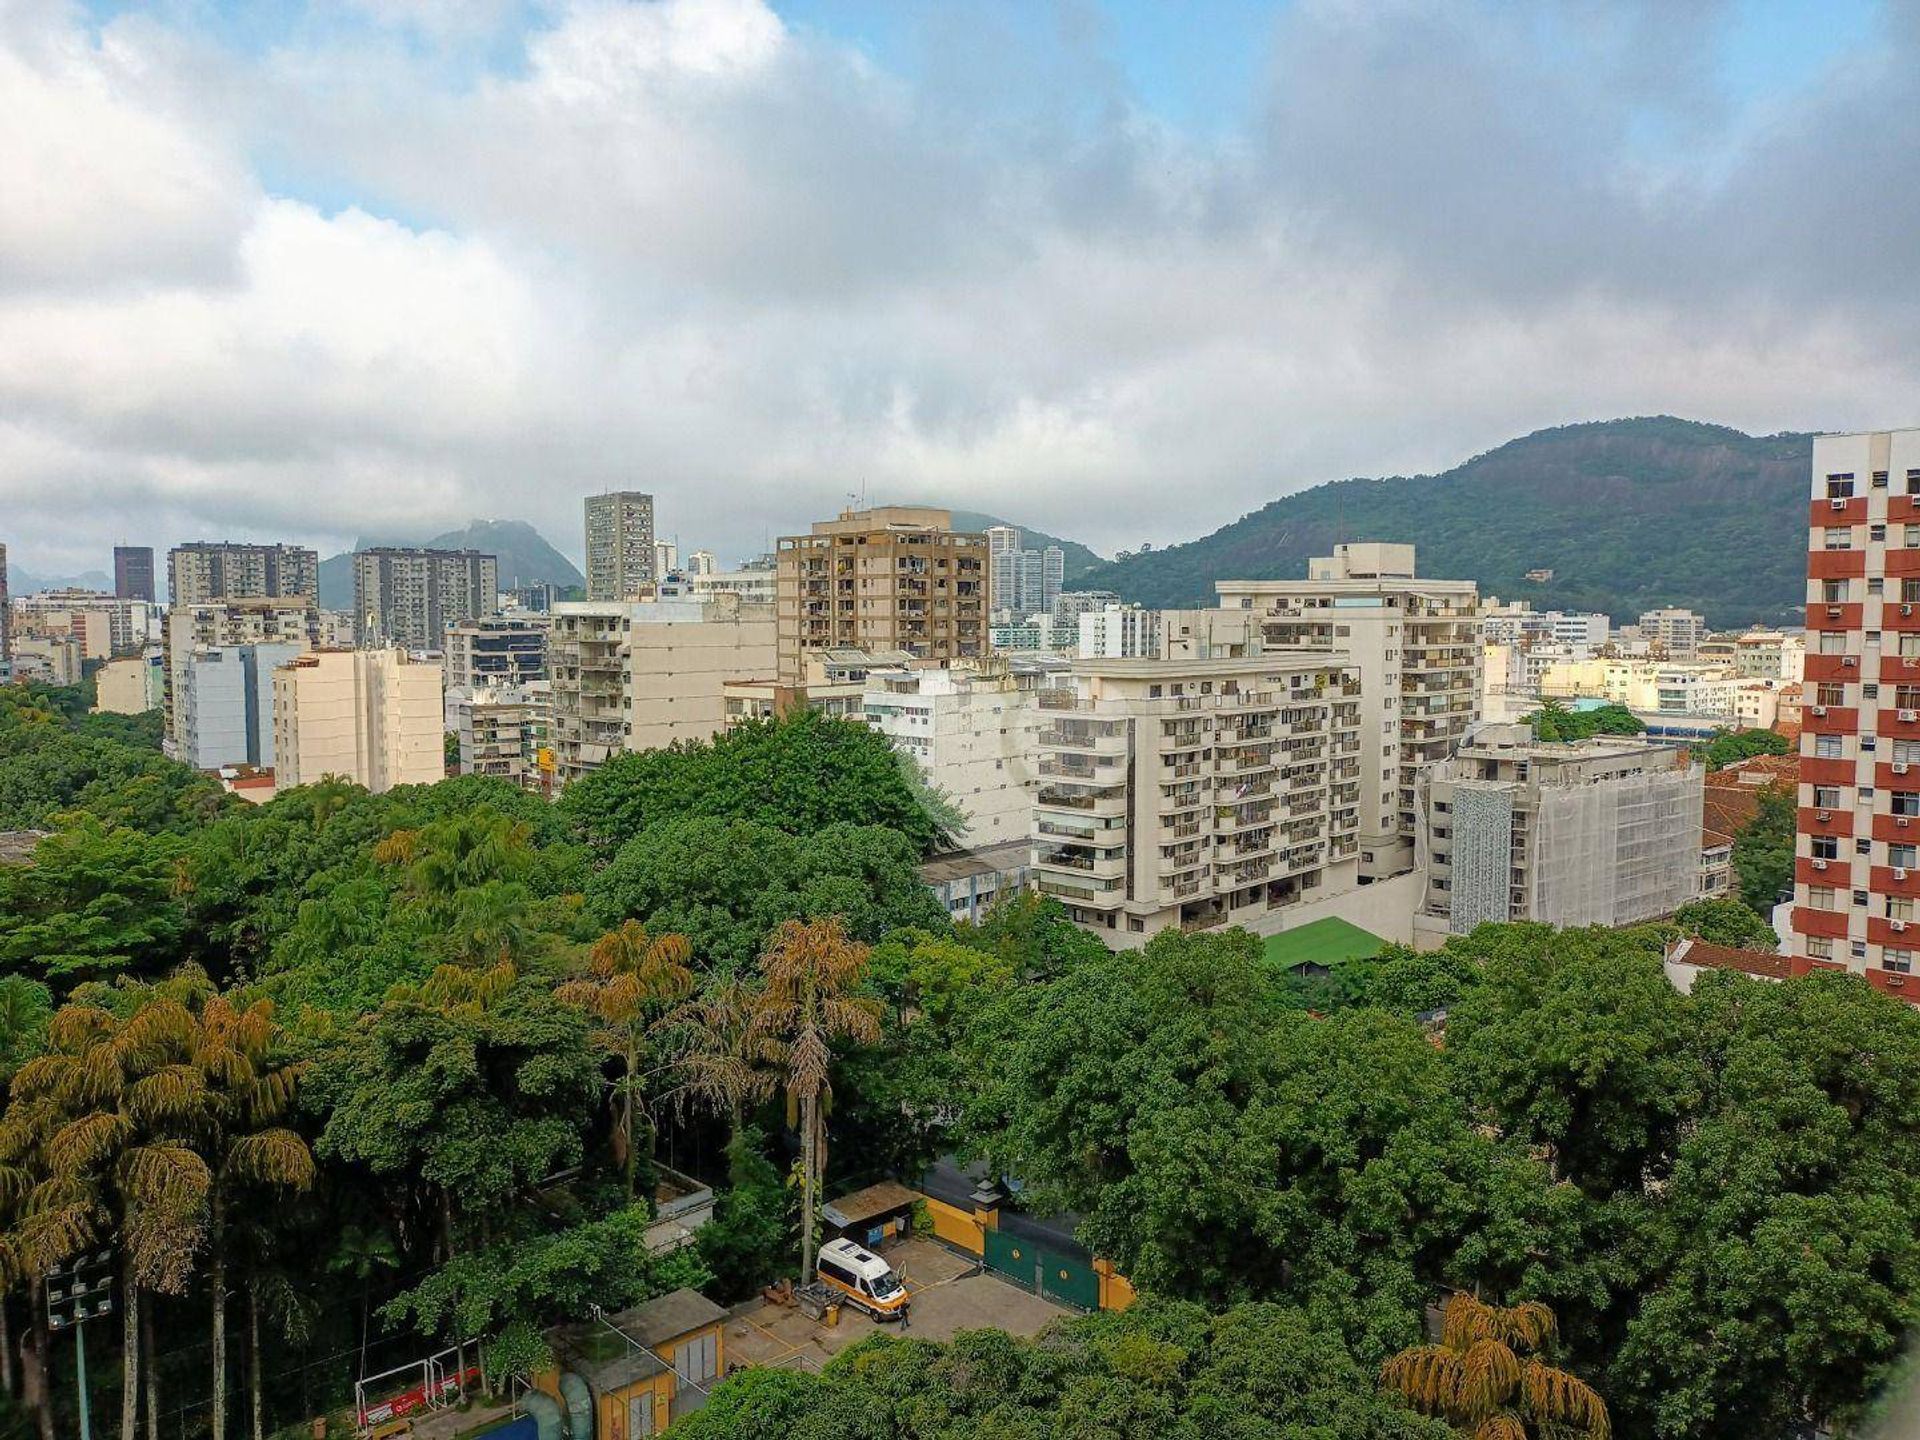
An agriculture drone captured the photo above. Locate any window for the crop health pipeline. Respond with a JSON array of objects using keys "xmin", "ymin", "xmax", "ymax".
[
  {"xmin": 1810, "ymin": 885, "xmax": 1837, "ymax": 910},
  {"xmin": 1897, "ymin": 685, "xmax": 1920, "ymax": 710},
  {"xmin": 1818, "ymin": 632, "xmax": 1846, "ymax": 655},
  {"xmin": 1822, "ymin": 579, "xmax": 1849, "ymax": 602},
  {"xmin": 1828, "ymin": 474, "xmax": 1856, "ymax": 496},
  {"xmin": 1858, "ymin": 838, "xmax": 1874, "ymax": 855},
  {"xmin": 1864, "ymin": 736, "xmax": 1879, "ymax": 751},
  {"xmin": 1867, "ymin": 683, "xmax": 1882, "ymax": 698},
  {"xmin": 1907, "ymin": 526, "xmax": 1920, "ymax": 550},
  {"xmin": 1909, "ymin": 468, "xmax": 1920, "ymax": 495},
  {"xmin": 1894, "ymin": 792, "xmax": 1920, "ymax": 817},
  {"xmin": 1872, "ymin": 578, "xmax": 1886, "ymax": 595},
  {"xmin": 1856, "ymin": 889, "xmax": 1871, "ymax": 907},
  {"xmin": 1906, "ymin": 579, "xmax": 1920, "ymax": 603},
  {"xmin": 1816, "ymin": 682, "xmax": 1846, "ymax": 706},
  {"xmin": 1814, "ymin": 786, "xmax": 1843, "ymax": 809},
  {"xmin": 1854, "ymin": 940, "xmax": 1870, "ymax": 960},
  {"xmin": 1892, "ymin": 844, "xmax": 1917, "ymax": 868},
  {"xmin": 1873, "ymin": 524, "xmax": 1888, "ymax": 543},
  {"xmin": 1811, "ymin": 835, "xmax": 1839, "ymax": 859},
  {"xmin": 1888, "ymin": 951, "xmax": 1915, "ymax": 974},
  {"xmin": 1889, "ymin": 896, "xmax": 1916, "ymax": 921},
  {"xmin": 1816, "ymin": 734, "xmax": 1843, "ymax": 758},
  {"xmin": 1901, "ymin": 634, "xmax": 1920, "ymax": 659},
  {"xmin": 1894, "ymin": 739, "xmax": 1920, "ymax": 763},
  {"xmin": 1807, "ymin": 936, "xmax": 1835, "ymax": 959},
  {"xmin": 1825, "ymin": 527, "xmax": 1854, "ymax": 550},
  {"xmin": 1875, "ymin": 471, "xmax": 1891, "ymax": 488}
]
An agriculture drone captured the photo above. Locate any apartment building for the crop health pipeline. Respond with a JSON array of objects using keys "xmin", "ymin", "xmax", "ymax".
[
  {"xmin": 1735, "ymin": 629, "xmax": 1806, "ymax": 683},
  {"xmin": 352, "ymin": 547, "xmax": 497, "ymax": 650},
  {"xmin": 775, "ymin": 507, "xmax": 988, "ymax": 684},
  {"xmin": 176, "ymin": 643, "xmax": 306, "ymax": 771},
  {"xmin": 1792, "ymin": 428, "xmax": 1920, "ymax": 1001},
  {"xmin": 1639, "ymin": 607, "xmax": 1708, "ymax": 659},
  {"xmin": 585, "ymin": 492, "xmax": 656, "ymax": 601},
  {"xmin": 1414, "ymin": 723, "xmax": 1703, "ymax": 944},
  {"xmin": 445, "ymin": 616, "xmax": 548, "ymax": 691},
  {"xmin": 986, "ymin": 526, "xmax": 1066, "ymax": 617},
  {"xmin": 724, "ymin": 647, "xmax": 911, "ymax": 729},
  {"xmin": 93, "ymin": 651, "xmax": 165, "ymax": 715},
  {"xmin": 164, "ymin": 598, "xmax": 316, "ymax": 753},
  {"xmin": 0, "ymin": 542, "xmax": 10, "ymax": 672},
  {"xmin": 167, "ymin": 543, "xmax": 318, "ymax": 606},
  {"xmin": 273, "ymin": 649, "xmax": 444, "ymax": 793},
  {"xmin": 1482, "ymin": 602, "xmax": 1611, "ymax": 655},
  {"xmin": 10, "ymin": 591, "xmax": 155, "ymax": 656},
  {"xmin": 548, "ymin": 595, "xmax": 776, "ymax": 784},
  {"xmin": 1032, "ymin": 654, "xmax": 1365, "ymax": 942},
  {"xmin": 863, "ymin": 663, "xmax": 1050, "ymax": 847},
  {"xmin": 656, "ymin": 559, "xmax": 777, "ymax": 605},
  {"xmin": 1218, "ymin": 543, "xmax": 1480, "ymax": 879},
  {"xmin": 451, "ymin": 685, "xmax": 549, "ymax": 790}
]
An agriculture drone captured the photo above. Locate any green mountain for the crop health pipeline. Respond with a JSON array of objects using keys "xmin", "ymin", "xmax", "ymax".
[
  {"xmin": 1079, "ymin": 417, "xmax": 1813, "ymax": 630},
  {"xmin": 317, "ymin": 519, "xmax": 583, "ymax": 610},
  {"xmin": 946, "ymin": 510, "xmax": 1105, "ymax": 583}
]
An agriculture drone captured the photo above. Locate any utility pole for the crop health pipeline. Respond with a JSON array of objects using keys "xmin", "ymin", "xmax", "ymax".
[{"xmin": 46, "ymin": 1250, "xmax": 114, "ymax": 1440}]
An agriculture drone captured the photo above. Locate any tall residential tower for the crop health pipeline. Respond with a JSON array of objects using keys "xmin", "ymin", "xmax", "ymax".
[{"xmin": 585, "ymin": 492, "xmax": 656, "ymax": 601}]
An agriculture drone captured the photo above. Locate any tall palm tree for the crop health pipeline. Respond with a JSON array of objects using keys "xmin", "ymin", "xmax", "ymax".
[
  {"xmin": 666, "ymin": 979, "xmax": 774, "ymax": 1144},
  {"xmin": 556, "ymin": 922, "xmax": 694, "ymax": 1197},
  {"xmin": 188, "ymin": 993, "xmax": 316, "ymax": 1440},
  {"xmin": 744, "ymin": 918, "xmax": 881, "ymax": 1280},
  {"xmin": 1381, "ymin": 1293, "xmax": 1610, "ymax": 1440}
]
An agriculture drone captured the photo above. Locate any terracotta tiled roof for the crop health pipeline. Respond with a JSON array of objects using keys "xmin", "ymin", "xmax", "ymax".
[{"xmin": 1667, "ymin": 937, "xmax": 1794, "ymax": 982}]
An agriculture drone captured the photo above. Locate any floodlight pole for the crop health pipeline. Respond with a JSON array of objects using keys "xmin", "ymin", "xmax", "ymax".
[{"xmin": 73, "ymin": 1321, "xmax": 89, "ymax": 1440}]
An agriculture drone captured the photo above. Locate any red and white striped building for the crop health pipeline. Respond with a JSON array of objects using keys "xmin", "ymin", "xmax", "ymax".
[{"xmin": 1793, "ymin": 428, "xmax": 1920, "ymax": 1002}]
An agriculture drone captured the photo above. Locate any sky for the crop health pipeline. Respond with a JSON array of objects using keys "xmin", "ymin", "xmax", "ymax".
[{"xmin": 2, "ymin": 0, "xmax": 1916, "ymax": 580}]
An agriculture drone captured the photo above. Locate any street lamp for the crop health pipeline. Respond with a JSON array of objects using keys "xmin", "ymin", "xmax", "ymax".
[{"xmin": 46, "ymin": 1250, "xmax": 114, "ymax": 1440}]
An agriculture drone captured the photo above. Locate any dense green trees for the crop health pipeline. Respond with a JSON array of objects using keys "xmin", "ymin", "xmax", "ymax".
[
  {"xmin": 1696, "ymin": 726, "xmax": 1791, "ymax": 771},
  {"xmin": 1526, "ymin": 700, "xmax": 1645, "ymax": 742},
  {"xmin": 1668, "ymin": 897, "xmax": 1779, "ymax": 950},
  {"xmin": 1732, "ymin": 784, "xmax": 1795, "ymax": 917}
]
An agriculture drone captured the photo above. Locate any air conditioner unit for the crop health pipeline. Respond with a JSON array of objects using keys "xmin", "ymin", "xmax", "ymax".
[
  {"xmin": 1812, "ymin": 858, "xmax": 1829, "ymax": 871},
  {"xmin": 1902, "ymin": 710, "xmax": 1918, "ymax": 722},
  {"xmin": 1845, "ymin": 657, "xmax": 1860, "ymax": 667},
  {"xmin": 1905, "ymin": 605, "xmax": 1915, "ymax": 617},
  {"xmin": 1817, "ymin": 809, "xmax": 1833, "ymax": 821},
  {"xmin": 1897, "ymin": 763, "xmax": 1911, "ymax": 775},
  {"xmin": 1894, "ymin": 920, "xmax": 1908, "ymax": 933},
  {"xmin": 1812, "ymin": 705, "xmax": 1829, "ymax": 716},
  {"xmin": 1829, "ymin": 606, "xmax": 1845, "ymax": 617},
  {"xmin": 1890, "ymin": 974, "xmax": 1907, "ymax": 988},
  {"xmin": 1901, "ymin": 817, "xmax": 1912, "ymax": 828},
  {"xmin": 1898, "ymin": 867, "xmax": 1910, "ymax": 881},
  {"xmin": 1832, "ymin": 497, "xmax": 1850, "ymax": 510}
]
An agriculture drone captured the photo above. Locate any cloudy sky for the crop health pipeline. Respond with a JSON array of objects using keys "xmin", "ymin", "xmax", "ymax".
[{"xmin": 3, "ymin": 0, "xmax": 1916, "ymax": 580}]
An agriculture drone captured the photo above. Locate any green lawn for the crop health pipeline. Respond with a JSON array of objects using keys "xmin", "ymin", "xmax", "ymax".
[{"xmin": 1261, "ymin": 917, "xmax": 1388, "ymax": 969}]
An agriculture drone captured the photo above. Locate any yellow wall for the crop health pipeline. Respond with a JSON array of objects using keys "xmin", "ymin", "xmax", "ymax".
[
  {"xmin": 924, "ymin": 1196, "xmax": 985, "ymax": 1254},
  {"xmin": 536, "ymin": 1319, "xmax": 726, "ymax": 1440}
]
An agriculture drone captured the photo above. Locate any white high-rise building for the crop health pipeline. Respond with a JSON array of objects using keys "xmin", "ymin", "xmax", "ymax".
[
  {"xmin": 1639, "ymin": 607, "xmax": 1708, "ymax": 659},
  {"xmin": 1218, "ymin": 543, "xmax": 1480, "ymax": 879},
  {"xmin": 585, "ymin": 492, "xmax": 657, "ymax": 602},
  {"xmin": 273, "ymin": 649, "xmax": 444, "ymax": 793}
]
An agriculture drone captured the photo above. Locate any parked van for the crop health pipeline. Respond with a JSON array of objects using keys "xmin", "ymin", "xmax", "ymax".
[{"xmin": 815, "ymin": 1239, "xmax": 910, "ymax": 1320}]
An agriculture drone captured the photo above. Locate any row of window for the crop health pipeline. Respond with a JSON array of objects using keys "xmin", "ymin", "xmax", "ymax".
[
  {"xmin": 1824, "ymin": 469, "xmax": 1920, "ymax": 498},
  {"xmin": 1804, "ymin": 935, "xmax": 1914, "ymax": 971},
  {"xmin": 1808, "ymin": 836, "xmax": 1918, "ymax": 865},
  {"xmin": 1815, "ymin": 630, "xmax": 1920, "ymax": 655},
  {"xmin": 1806, "ymin": 886, "xmax": 1920, "ymax": 919},
  {"xmin": 1810, "ymin": 734, "xmax": 1920, "ymax": 760},
  {"xmin": 1810, "ymin": 785, "xmax": 1920, "ymax": 812}
]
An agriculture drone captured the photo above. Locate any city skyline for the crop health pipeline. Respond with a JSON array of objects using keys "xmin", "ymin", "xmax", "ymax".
[{"xmin": 4, "ymin": 0, "xmax": 1917, "ymax": 578}]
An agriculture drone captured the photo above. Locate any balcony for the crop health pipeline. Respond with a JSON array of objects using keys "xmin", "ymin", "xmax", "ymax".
[
  {"xmin": 1036, "ymin": 875, "xmax": 1122, "ymax": 907},
  {"xmin": 1038, "ymin": 725, "xmax": 1128, "ymax": 754},
  {"xmin": 1036, "ymin": 785, "xmax": 1127, "ymax": 817},
  {"xmin": 1033, "ymin": 847, "xmax": 1128, "ymax": 882}
]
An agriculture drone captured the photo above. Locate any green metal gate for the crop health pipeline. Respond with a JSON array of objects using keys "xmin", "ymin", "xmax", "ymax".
[
  {"xmin": 1038, "ymin": 1247, "xmax": 1098, "ymax": 1309},
  {"xmin": 983, "ymin": 1227, "xmax": 1033, "ymax": 1285}
]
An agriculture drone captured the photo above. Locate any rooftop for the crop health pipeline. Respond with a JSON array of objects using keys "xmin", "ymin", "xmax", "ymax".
[
  {"xmin": 821, "ymin": 1179, "xmax": 918, "ymax": 1229},
  {"xmin": 1665, "ymin": 937, "xmax": 1793, "ymax": 983},
  {"xmin": 918, "ymin": 840, "xmax": 1032, "ymax": 885},
  {"xmin": 1261, "ymin": 917, "xmax": 1389, "ymax": 970}
]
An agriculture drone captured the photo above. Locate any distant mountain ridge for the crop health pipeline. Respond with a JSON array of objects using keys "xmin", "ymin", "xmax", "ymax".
[
  {"xmin": 317, "ymin": 519, "xmax": 583, "ymax": 610},
  {"xmin": 5, "ymin": 567, "xmax": 113, "ymax": 596},
  {"xmin": 1078, "ymin": 417, "xmax": 1813, "ymax": 630}
]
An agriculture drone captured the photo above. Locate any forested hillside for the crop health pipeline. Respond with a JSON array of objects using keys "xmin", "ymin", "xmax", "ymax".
[{"xmin": 1079, "ymin": 417, "xmax": 1812, "ymax": 628}]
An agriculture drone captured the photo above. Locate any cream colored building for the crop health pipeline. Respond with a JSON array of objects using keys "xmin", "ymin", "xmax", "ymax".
[
  {"xmin": 1217, "ymin": 543, "xmax": 1480, "ymax": 879},
  {"xmin": 776, "ymin": 507, "xmax": 988, "ymax": 684},
  {"xmin": 450, "ymin": 684, "xmax": 550, "ymax": 790},
  {"xmin": 863, "ymin": 663, "xmax": 1054, "ymax": 848},
  {"xmin": 272, "ymin": 649, "xmax": 444, "ymax": 793},
  {"xmin": 1032, "ymin": 653, "xmax": 1364, "ymax": 943},
  {"xmin": 1536, "ymin": 656, "xmax": 1742, "ymax": 717},
  {"xmin": 585, "ymin": 491, "xmax": 656, "ymax": 602},
  {"xmin": 549, "ymin": 595, "xmax": 776, "ymax": 785},
  {"xmin": 722, "ymin": 647, "xmax": 908, "ymax": 731},
  {"xmin": 94, "ymin": 651, "xmax": 165, "ymax": 714}
]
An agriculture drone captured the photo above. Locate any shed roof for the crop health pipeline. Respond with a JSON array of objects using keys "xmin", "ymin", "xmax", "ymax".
[
  {"xmin": 822, "ymin": 1180, "xmax": 918, "ymax": 1229},
  {"xmin": 1261, "ymin": 917, "xmax": 1388, "ymax": 969}
]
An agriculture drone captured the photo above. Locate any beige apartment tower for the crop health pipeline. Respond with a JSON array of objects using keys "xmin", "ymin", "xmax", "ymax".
[
  {"xmin": 164, "ymin": 597, "xmax": 317, "ymax": 753},
  {"xmin": 585, "ymin": 492, "xmax": 656, "ymax": 602},
  {"xmin": 167, "ymin": 543, "xmax": 319, "ymax": 606},
  {"xmin": 272, "ymin": 649, "xmax": 444, "ymax": 793},
  {"xmin": 776, "ymin": 507, "xmax": 989, "ymax": 683},
  {"xmin": 1032, "ymin": 653, "xmax": 1365, "ymax": 942},
  {"xmin": 1218, "ymin": 543, "xmax": 1480, "ymax": 879}
]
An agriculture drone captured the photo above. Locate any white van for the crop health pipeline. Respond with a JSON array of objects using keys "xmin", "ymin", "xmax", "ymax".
[{"xmin": 816, "ymin": 1238, "xmax": 910, "ymax": 1320}]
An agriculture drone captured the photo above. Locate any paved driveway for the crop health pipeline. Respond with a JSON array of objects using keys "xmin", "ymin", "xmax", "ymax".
[{"xmin": 723, "ymin": 1237, "xmax": 1070, "ymax": 1373}]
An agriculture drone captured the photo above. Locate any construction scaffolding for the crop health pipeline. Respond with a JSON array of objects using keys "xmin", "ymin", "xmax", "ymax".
[{"xmin": 1528, "ymin": 761, "xmax": 1703, "ymax": 928}]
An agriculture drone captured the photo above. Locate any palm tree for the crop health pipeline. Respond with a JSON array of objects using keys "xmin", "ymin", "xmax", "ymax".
[
  {"xmin": 556, "ymin": 922, "xmax": 694, "ymax": 1197},
  {"xmin": 744, "ymin": 918, "xmax": 881, "ymax": 1280},
  {"xmin": 328, "ymin": 1223, "xmax": 399, "ymax": 1382},
  {"xmin": 1381, "ymin": 1293, "xmax": 1610, "ymax": 1440},
  {"xmin": 667, "ymin": 979, "xmax": 774, "ymax": 1144},
  {"xmin": 189, "ymin": 993, "xmax": 316, "ymax": 1440}
]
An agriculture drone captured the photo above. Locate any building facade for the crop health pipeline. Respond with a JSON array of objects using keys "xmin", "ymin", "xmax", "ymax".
[
  {"xmin": 862, "ymin": 664, "xmax": 1047, "ymax": 847},
  {"xmin": 585, "ymin": 491, "xmax": 656, "ymax": 602},
  {"xmin": 164, "ymin": 598, "xmax": 316, "ymax": 752},
  {"xmin": 1793, "ymin": 428, "xmax": 1920, "ymax": 1000},
  {"xmin": 114, "ymin": 546, "xmax": 156, "ymax": 602},
  {"xmin": 1638, "ymin": 607, "xmax": 1708, "ymax": 659},
  {"xmin": 93, "ymin": 651, "xmax": 165, "ymax": 715},
  {"xmin": 987, "ymin": 527, "xmax": 1066, "ymax": 617},
  {"xmin": 1032, "ymin": 654, "xmax": 1364, "ymax": 942},
  {"xmin": 351, "ymin": 547, "xmax": 497, "ymax": 650},
  {"xmin": 548, "ymin": 595, "xmax": 776, "ymax": 785},
  {"xmin": 10, "ymin": 591, "xmax": 155, "ymax": 656},
  {"xmin": 1415, "ymin": 723, "xmax": 1703, "ymax": 942},
  {"xmin": 176, "ymin": 643, "xmax": 305, "ymax": 771},
  {"xmin": 0, "ymin": 542, "xmax": 9, "ymax": 673},
  {"xmin": 167, "ymin": 543, "xmax": 319, "ymax": 606},
  {"xmin": 272, "ymin": 649, "xmax": 444, "ymax": 793},
  {"xmin": 775, "ymin": 507, "xmax": 988, "ymax": 684},
  {"xmin": 451, "ymin": 685, "xmax": 549, "ymax": 790},
  {"xmin": 444, "ymin": 615, "xmax": 548, "ymax": 691},
  {"xmin": 1218, "ymin": 542, "xmax": 1481, "ymax": 879}
]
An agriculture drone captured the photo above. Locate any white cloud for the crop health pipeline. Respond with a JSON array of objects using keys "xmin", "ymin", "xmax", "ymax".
[{"xmin": 0, "ymin": 0, "xmax": 1915, "ymax": 581}]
